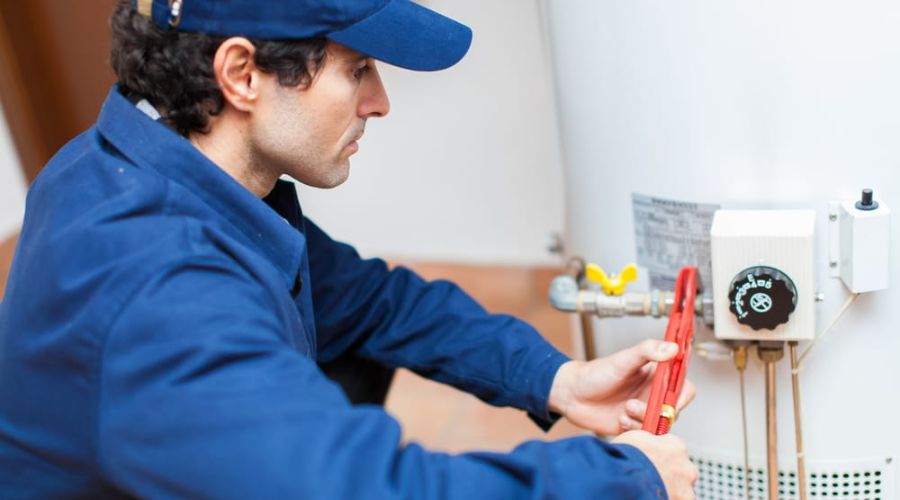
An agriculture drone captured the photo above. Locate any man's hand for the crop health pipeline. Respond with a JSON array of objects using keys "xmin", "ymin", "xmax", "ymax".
[
  {"xmin": 614, "ymin": 430, "xmax": 699, "ymax": 499},
  {"xmin": 547, "ymin": 339, "xmax": 696, "ymax": 436}
]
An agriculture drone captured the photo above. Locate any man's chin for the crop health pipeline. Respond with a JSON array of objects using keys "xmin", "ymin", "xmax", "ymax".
[
  {"xmin": 319, "ymin": 172, "xmax": 350, "ymax": 189},
  {"xmin": 293, "ymin": 162, "xmax": 350, "ymax": 189}
]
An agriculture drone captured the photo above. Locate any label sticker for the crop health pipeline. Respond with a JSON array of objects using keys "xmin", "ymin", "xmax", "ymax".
[{"xmin": 632, "ymin": 193, "xmax": 719, "ymax": 292}]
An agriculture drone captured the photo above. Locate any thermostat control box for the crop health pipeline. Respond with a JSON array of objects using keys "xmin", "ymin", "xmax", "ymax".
[{"xmin": 710, "ymin": 210, "xmax": 816, "ymax": 341}]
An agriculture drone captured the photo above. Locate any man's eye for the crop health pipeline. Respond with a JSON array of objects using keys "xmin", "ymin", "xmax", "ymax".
[{"xmin": 352, "ymin": 64, "xmax": 370, "ymax": 81}]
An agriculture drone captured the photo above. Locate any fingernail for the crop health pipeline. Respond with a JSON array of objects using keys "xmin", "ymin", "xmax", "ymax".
[{"xmin": 660, "ymin": 342, "xmax": 678, "ymax": 355}]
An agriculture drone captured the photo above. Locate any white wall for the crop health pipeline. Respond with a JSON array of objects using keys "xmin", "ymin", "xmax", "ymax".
[
  {"xmin": 0, "ymin": 100, "xmax": 27, "ymax": 240},
  {"xmin": 296, "ymin": 0, "xmax": 565, "ymax": 265}
]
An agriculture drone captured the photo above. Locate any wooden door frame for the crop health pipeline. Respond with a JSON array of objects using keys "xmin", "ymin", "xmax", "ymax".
[{"xmin": 0, "ymin": 6, "xmax": 48, "ymax": 184}]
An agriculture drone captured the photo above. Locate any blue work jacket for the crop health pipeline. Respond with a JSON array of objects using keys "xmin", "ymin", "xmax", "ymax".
[{"xmin": 0, "ymin": 87, "xmax": 665, "ymax": 498}]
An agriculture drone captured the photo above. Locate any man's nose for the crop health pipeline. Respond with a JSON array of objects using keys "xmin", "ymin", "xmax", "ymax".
[{"xmin": 359, "ymin": 62, "xmax": 390, "ymax": 118}]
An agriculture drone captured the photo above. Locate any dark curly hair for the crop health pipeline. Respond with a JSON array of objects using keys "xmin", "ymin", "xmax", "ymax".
[{"xmin": 109, "ymin": 0, "xmax": 327, "ymax": 137}]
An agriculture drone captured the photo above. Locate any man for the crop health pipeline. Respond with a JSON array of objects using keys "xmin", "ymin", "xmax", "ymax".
[{"xmin": 0, "ymin": 0, "xmax": 699, "ymax": 497}]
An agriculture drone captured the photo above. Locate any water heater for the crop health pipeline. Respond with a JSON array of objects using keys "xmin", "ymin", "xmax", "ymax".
[{"xmin": 542, "ymin": 1, "xmax": 898, "ymax": 498}]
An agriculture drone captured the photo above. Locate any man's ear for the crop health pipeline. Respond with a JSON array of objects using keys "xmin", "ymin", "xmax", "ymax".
[{"xmin": 212, "ymin": 37, "xmax": 263, "ymax": 113}]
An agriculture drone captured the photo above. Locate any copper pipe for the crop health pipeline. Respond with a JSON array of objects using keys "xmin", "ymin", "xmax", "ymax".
[
  {"xmin": 789, "ymin": 342, "xmax": 808, "ymax": 500},
  {"xmin": 758, "ymin": 344, "xmax": 784, "ymax": 500},
  {"xmin": 766, "ymin": 359, "xmax": 778, "ymax": 500},
  {"xmin": 564, "ymin": 257, "xmax": 598, "ymax": 360},
  {"xmin": 739, "ymin": 369, "xmax": 750, "ymax": 500},
  {"xmin": 733, "ymin": 345, "xmax": 750, "ymax": 500},
  {"xmin": 579, "ymin": 310, "xmax": 597, "ymax": 360}
]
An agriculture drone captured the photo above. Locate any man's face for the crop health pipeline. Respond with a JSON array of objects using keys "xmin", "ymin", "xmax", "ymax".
[{"xmin": 249, "ymin": 42, "xmax": 390, "ymax": 189}]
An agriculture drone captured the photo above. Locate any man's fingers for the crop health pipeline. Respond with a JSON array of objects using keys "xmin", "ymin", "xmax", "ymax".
[
  {"xmin": 621, "ymin": 399, "xmax": 647, "ymax": 432},
  {"xmin": 625, "ymin": 398, "xmax": 647, "ymax": 420},
  {"xmin": 618, "ymin": 413, "xmax": 643, "ymax": 432},
  {"xmin": 610, "ymin": 339, "xmax": 680, "ymax": 373}
]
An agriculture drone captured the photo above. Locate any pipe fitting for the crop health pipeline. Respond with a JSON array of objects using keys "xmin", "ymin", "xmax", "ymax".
[
  {"xmin": 549, "ymin": 271, "xmax": 715, "ymax": 325},
  {"xmin": 548, "ymin": 274, "xmax": 580, "ymax": 312}
]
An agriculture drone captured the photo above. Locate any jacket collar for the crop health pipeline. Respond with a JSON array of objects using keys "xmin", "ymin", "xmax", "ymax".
[{"xmin": 96, "ymin": 86, "xmax": 304, "ymax": 292}]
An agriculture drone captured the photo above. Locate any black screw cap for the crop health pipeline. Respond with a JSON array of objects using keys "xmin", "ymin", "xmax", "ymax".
[{"xmin": 855, "ymin": 188, "xmax": 879, "ymax": 211}]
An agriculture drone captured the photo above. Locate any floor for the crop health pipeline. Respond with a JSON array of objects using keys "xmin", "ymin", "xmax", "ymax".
[{"xmin": 0, "ymin": 234, "xmax": 589, "ymax": 453}]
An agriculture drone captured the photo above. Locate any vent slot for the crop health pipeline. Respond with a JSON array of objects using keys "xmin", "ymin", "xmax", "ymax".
[{"xmin": 690, "ymin": 449, "xmax": 894, "ymax": 500}]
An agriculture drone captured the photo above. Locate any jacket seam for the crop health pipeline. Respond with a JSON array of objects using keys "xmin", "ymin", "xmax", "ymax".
[{"xmin": 93, "ymin": 179, "xmax": 173, "ymax": 483}]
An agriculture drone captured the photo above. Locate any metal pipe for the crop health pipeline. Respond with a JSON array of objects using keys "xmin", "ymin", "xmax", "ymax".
[
  {"xmin": 549, "ymin": 276, "xmax": 714, "ymax": 325},
  {"xmin": 548, "ymin": 274, "xmax": 579, "ymax": 312},
  {"xmin": 562, "ymin": 257, "xmax": 584, "ymax": 282},
  {"xmin": 558, "ymin": 257, "xmax": 599, "ymax": 360},
  {"xmin": 578, "ymin": 310, "xmax": 597, "ymax": 360},
  {"xmin": 766, "ymin": 359, "xmax": 778, "ymax": 500},
  {"xmin": 789, "ymin": 341, "xmax": 808, "ymax": 500},
  {"xmin": 547, "ymin": 266, "xmax": 714, "ymax": 361},
  {"xmin": 758, "ymin": 344, "xmax": 785, "ymax": 500},
  {"xmin": 733, "ymin": 344, "xmax": 751, "ymax": 500},
  {"xmin": 571, "ymin": 258, "xmax": 599, "ymax": 360},
  {"xmin": 591, "ymin": 291, "xmax": 667, "ymax": 317}
]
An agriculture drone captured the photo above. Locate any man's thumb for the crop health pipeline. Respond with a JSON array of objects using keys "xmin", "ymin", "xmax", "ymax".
[
  {"xmin": 642, "ymin": 339, "xmax": 679, "ymax": 362},
  {"xmin": 611, "ymin": 339, "xmax": 680, "ymax": 372}
]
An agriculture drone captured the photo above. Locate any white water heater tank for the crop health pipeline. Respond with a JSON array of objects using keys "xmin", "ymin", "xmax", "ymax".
[{"xmin": 542, "ymin": 1, "xmax": 899, "ymax": 498}]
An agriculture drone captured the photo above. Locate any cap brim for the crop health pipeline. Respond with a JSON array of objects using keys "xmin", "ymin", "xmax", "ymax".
[{"xmin": 327, "ymin": 0, "xmax": 472, "ymax": 71}]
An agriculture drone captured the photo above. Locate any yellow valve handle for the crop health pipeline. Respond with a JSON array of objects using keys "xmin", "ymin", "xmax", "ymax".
[{"xmin": 585, "ymin": 263, "xmax": 638, "ymax": 295}]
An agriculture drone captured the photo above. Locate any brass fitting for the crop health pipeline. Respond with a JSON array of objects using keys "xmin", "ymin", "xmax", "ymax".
[
  {"xmin": 660, "ymin": 404, "xmax": 677, "ymax": 424},
  {"xmin": 757, "ymin": 342, "xmax": 785, "ymax": 363},
  {"xmin": 733, "ymin": 344, "xmax": 748, "ymax": 371}
]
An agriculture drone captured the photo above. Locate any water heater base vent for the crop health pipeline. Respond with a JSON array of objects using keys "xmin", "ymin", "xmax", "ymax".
[{"xmin": 691, "ymin": 448, "xmax": 894, "ymax": 499}]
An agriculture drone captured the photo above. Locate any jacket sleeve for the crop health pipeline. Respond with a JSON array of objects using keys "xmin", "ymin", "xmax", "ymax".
[
  {"xmin": 305, "ymin": 218, "xmax": 570, "ymax": 425},
  {"xmin": 98, "ymin": 254, "xmax": 666, "ymax": 499}
]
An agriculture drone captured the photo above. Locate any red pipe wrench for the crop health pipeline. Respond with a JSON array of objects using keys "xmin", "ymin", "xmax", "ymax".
[{"xmin": 642, "ymin": 266, "xmax": 698, "ymax": 435}]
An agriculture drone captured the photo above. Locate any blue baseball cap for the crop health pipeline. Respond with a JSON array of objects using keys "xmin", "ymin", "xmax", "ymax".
[{"xmin": 134, "ymin": 0, "xmax": 472, "ymax": 71}]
